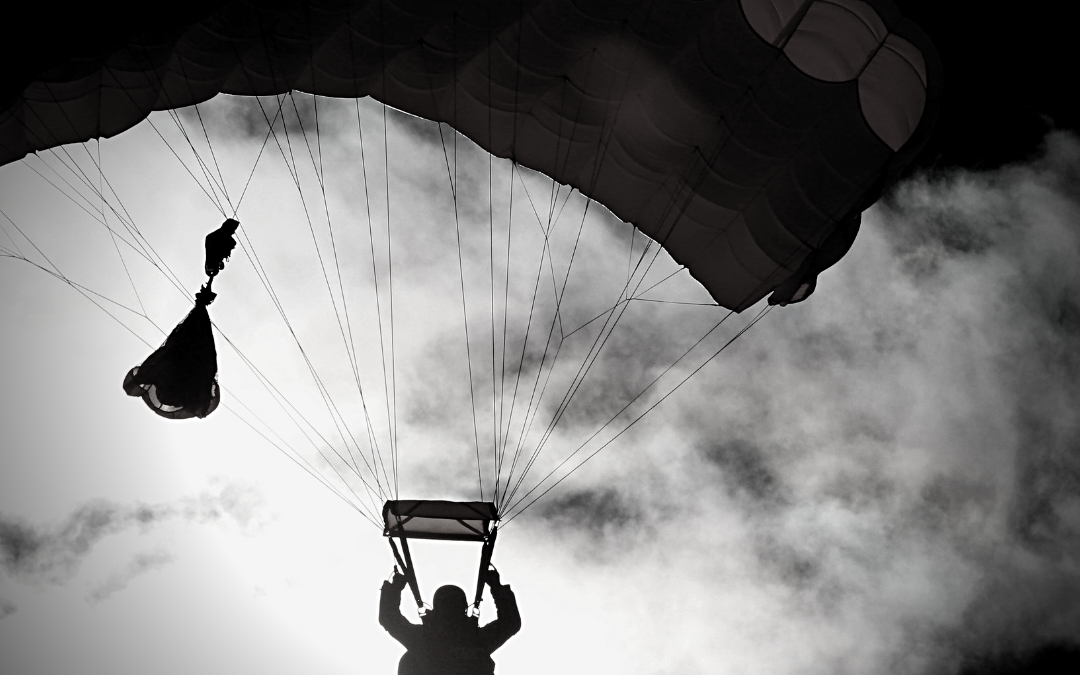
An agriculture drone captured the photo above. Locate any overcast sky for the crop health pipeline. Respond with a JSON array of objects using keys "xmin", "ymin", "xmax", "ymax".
[{"xmin": 2, "ymin": 94, "xmax": 1079, "ymax": 675}]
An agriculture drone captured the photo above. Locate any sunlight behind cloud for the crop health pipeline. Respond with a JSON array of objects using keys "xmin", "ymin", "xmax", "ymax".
[{"xmin": 3, "ymin": 93, "xmax": 1079, "ymax": 675}]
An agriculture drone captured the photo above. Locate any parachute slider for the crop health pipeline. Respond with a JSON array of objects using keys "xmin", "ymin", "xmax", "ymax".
[
  {"xmin": 383, "ymin": 500, "xmax": 499, "ymax": 613},
  {"xmin": 383, "ymin": 500, "xmax": 497, "ymax": 542}
]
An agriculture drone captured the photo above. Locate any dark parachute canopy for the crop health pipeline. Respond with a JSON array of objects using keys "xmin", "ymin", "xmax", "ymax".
[{"xmin": 0, "ymin": 0, "xmax": 940, "ymax": 311}]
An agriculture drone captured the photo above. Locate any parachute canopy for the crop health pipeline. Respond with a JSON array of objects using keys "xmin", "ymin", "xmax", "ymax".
[
  {"xmin": 0, "ymin": 0, "xmax": 941, "ymax": 311},
  {"xmin": 384, "ymin": 501, "xmax": 498, "ymax": 542}
]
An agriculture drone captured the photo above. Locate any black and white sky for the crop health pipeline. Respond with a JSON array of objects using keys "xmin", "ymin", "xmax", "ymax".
[{"xmin": 2, "ymin": 3, "xmax": 1079, "ymax": 675}]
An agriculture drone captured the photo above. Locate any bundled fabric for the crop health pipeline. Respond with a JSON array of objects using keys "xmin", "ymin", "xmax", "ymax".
[
  {"xmin": 122, "ymin": 218, "xmax": 237, "ymax": 419},
  {"xmin": 122, "ymin": 296, "xmax": 220, "ymax": 419}
]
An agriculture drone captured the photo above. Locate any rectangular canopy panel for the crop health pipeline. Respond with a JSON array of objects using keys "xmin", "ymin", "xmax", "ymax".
[{"xmin": 383, "ymin": 500, "xmax": 498, "ymax": 542}]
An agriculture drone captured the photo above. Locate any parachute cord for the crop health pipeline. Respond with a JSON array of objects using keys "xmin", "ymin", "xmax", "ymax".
[
  {"xmin": 18, "ymin": 157, "xmax": 162, "ymax": 274},
  {"xmin": 493, "ymin": 165, "xmax": 558, "ymax": 506},
  {"xmin": 497, "ymin": 174, "xmax": 585, "ymax": 502},
  {"xmin": 145, "ymin": 115, "xmax": 230, "ymax": 216},
  {"xmin": 233, "ymin": 216, "xmax": 387, "ymax": 503},
  {"xmin": 31, "ymin": 83, "xmax": 222, "ymax": 235},
  {"xmin": 0, "ymin": 212, "xmax": 25, "ymax": 258},
  {"xmin": 273, "ymin": 99, "xmax": 370, "ymax": 484},
  {"xmin": 557, "ymin": 269, "xmax": 714, "ymax": 341},
  {"xmin": 169, "ymin": 46, "xmax": 233, "ymax": 213},
  {"xmin": 377, "ymin": 3, "xmax": 402, "ymax": 500},
  {"xmin": 236, "ymin": 92, "xmax": 393, "ymax": 501},
  {"xmin": 36, "ymin": 107, "xmax": 391, "ymax": 519},
  {"xmin": 265, "ymin": 93, "xmax": 389, "ymax": 493},
  {"xmin": 311, "ymin": 94, "xmax": 393, "ymax": 498},
  {"xmin": 486, "ymin": 4, "xmax": 501, "ymax": 503},
  {"xmin": 494, "ymin": 161, "xmax": 516, "ymax": 507},
  {"xmin": 16, "ymin": 72, "xmax": 390, "ymax": 521},
  {"xmin": 503, "ymin": 197, "xmax": 637, "ymax": 505},
  {"xmin": 224, "ymin": 397, "xmax": 378, "ymax": 527},
  {"xmin": 22, "ymin": 148, "xmax": 199, "ymax": 318},
  {"xmin": 492, "ymin": 163, "xmax": 578, "ymax": 494},
  {"xmin": 451, "ymin": 10, "xmax": 484, "ymax": 501},
  {"xmin": 503, "ymin": 248, "xmax": 675, "ymax": 508},
  {"xmin": 235, "ymin": 95, "xmax": 288, "ymax": 213},
  {"xmin": 502, "ymin": 28, "xmax": 649, "ymax": 489},
  {"xmin": 503, "ymin": 305, "xmax": 773, "ymax": 522},
  {"xmin": 122, "ymin": 43, "xmax": 231, "ymax": 219},
  {"xmin": 503, "ymin": 307, "xmax": 738, "ymax": 513},
  {"xmin": 214, "ymin": 37, "xmax": 394, "ymax": 509},
  {"xmin": 214, "ymin": 326, "xmax": 387, "ymax": 525},
  {"xmin": 225, "ymin": 100, "xmax": 390, "ymax": 502},
  {"xmin": 189, "ymin": 103, "xmax": 233, "ymax": 211},
  {"xmin": 5, "ymin": 197, "xmax": 382, "ymax": 528},
  {"xmin": 8, "ymin": 210, "xmax": 382, "ymax": 525},
  {"xmin": 499, "ymin": 0, "xmax": 525, "ymax": 510},
  {"xmin": 15, "ymin": 99, "xmax": 180, "ymax": 283},
  {"xmin": 355, "ymin": 100, "xmax": 398, "ymax": 500},
  {"xmin": 502, "ymin": 191, "xmax": 701, "ymax": 507},
  {"xmin": 164, "ymin": 110, "xmax": 229, "ymax": 215},
  {"xmin": 97, "ymin": 141, "xmax": 147, "ymax": 319},
  {"xmin": 0, "ymin": 209, "xmax": 154, "ymax": 326},
  {"xmin": 437, "ymin": 118, "xmax": 486, "ymax": 502},
  {"xmin": 345, "ymin": 5, "xmax": 397, "ymax": 499},
  {"xmin": 383, "ymin": 102, "xmax": 401, "ymax": 497},
  {"xmin": 489, "ymin": 151, "xmax": 499, "ymax": 502},
  {"xmin": 291, "ymin": 91, "xmax": 393, "ymax": 493},
  {"xmin": 510, "ymin": 27, "xmax": 753, "ymax": 499}
]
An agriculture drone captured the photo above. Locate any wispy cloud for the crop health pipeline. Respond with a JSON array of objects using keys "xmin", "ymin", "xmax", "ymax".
[
  {"xmin": 506, "ymin": 132, "xmax": 1080, "ymax": 674},
  {"xmin": 85, "ymin": 549, "xmax": 177, "ymax": 603},
  {"xmin": 165, "ymin": 97, "xmax": 1080, "ymax": 674},
  {"xmin": 0, "ymin": 483, "xmax": 267, "ymax": 590}
]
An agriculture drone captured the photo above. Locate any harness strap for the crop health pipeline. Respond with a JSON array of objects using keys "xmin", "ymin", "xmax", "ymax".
[
  {"xmin": 471, "ymin": 527, "xmax": 498, "ymax": 610},
  {"xmin": 388, "ymin": 536, "xmax": 423, "ymax": 609}
]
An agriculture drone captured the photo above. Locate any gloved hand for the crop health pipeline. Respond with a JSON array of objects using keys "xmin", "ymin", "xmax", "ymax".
[
  {"xmin": 483, "ymin": 565, "xmax": 502, "ymax": 588},
  {"xmin": 388, "ymin": 567, "xmax": 407, "ymax": 591}
]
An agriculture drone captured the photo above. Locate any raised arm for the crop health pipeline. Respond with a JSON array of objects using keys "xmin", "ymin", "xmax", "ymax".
[
  {"xmin": 379, "ymin": 570, "xmax": 422, "ymax": 649},
  {"xmin": 478, "ymin": 568, "xmax": 521, "ymax": 653}
]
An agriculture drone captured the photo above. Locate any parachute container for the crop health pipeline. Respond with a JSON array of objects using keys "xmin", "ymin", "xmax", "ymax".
[{"xmin": 122, "ymin": 300, "xmax": 220, "ymax": 419}]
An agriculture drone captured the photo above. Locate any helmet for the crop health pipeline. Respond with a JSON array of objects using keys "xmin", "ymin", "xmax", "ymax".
[{"xmin": 432, "ymin": 585, "xmax": 468, "ymax": 616}]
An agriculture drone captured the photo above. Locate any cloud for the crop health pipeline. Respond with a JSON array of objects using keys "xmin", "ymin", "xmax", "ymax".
[
  {"xmin": 530, "ymin": 486, "xmax": 652, "ymax": 562},
  {"xmin": 155, "ymin": 95, "xmax": 1080, "ymax": 674},
  {"xmin": 499, "ymin": 132, "xmax": 1080, "ymax": 674},
  {"xmin": 85, "ymin": 550, "xmax": 177, "ymax": 603},
  {"xmin": 0, "ymin": 598, "xmax": 15, "ymax": 620},
  {"xmin": 0, "ymin": 483, "xmax": 267, "ymax": 588}
]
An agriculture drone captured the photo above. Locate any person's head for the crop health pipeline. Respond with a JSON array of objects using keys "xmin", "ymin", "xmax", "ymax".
[{"xmin": 431, "ymin": 585, "xmax": 468, "ymax": 617}]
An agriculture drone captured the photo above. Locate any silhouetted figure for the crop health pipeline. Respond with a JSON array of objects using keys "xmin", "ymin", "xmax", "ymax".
[{"xmin": 380, "ymin": 567, "xmax": 521, "ymax": 675}]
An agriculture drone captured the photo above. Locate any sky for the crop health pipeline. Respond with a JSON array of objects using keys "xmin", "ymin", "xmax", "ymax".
[{"xmin": 2, "ymin": 92, "xmax": 1080, "ymax": 675}]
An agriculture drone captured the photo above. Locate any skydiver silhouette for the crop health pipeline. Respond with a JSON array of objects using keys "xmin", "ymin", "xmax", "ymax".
[{"xmin": 379, "ymin": 566, "xmax": 521, "ymax": 675}]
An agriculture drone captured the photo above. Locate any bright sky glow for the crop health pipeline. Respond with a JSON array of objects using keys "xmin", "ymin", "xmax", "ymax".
[{"xmin": 2, "ymin": 95, "xmax": 1079, "ymax": 675}]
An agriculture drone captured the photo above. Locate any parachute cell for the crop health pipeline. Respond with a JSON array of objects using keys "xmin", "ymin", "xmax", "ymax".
[{"xmin": 0, "ymin": 0, "xmax": 941, "ymax": 310}]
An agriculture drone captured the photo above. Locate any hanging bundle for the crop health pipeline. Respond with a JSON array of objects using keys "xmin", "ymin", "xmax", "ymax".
[{"xmin": 123, "ymin": 219, "xmax": 239, "ymax": 419}]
